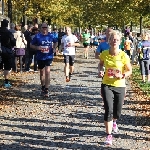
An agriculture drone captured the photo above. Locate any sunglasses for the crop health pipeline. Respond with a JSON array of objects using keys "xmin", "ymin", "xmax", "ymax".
[{"xmin": 42, "ymin": 27, "xmax": 47, "ymax": 28}]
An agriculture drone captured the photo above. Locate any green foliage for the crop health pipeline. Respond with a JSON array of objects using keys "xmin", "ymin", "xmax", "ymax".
[{"xmin": 4, "ymin": 0, "xmax": 150, "ymax": 28}]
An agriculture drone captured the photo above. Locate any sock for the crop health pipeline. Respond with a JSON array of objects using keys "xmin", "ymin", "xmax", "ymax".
[
  {"xmin": 113, "ymin": 121, "xmax": 116, "ymax": 124},
  {"xmin": 5, "ymin": 79, "xmax": 8, "ymax": 84},
  {"xmin": 107, "ymin": 134, "xmax": 112, "ymax": 136}
]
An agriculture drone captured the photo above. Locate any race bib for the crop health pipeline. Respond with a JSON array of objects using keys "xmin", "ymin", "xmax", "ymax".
[
  {"xmin": 41, "ymin": 46, "xmax": 49, "ymax": 53},
  {"xmin": 107, "ymin": 68, "xmax": 121, "ymax": 78}
]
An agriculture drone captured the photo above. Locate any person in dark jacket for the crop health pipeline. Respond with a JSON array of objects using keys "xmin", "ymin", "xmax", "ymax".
[
  {"xmin": 24, "ymin": 24, "xmax": 33, "ymax": 71},
  {"xmin": 0, "ymin": 19, "xmax": 16, "ymax": 88},
  {"xmin": 58, "ymin": 28, "xmax": 65, "ymax": 53}
]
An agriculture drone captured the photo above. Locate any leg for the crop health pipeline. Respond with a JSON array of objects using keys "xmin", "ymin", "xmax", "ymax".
[
  {"xmin": 101, "ymin": 84, "xmax": 114, "ymax": 145},
  {"xmin": 146, "ymin": 60, "xmax": 150, "ymax": 81},
  {"xmin": 19, "ymin": 56, "xmax": 23, "ymax": 73},
  {"xmin": 15, "ymin": 57, "xmax": 18, "ymax": 72},
  {"xmin": 69, "ymin": 55, "xmax": 75, "ymax": 74},
  {"xmin": 140, "ymin": 60, "xmax": 146, "ymax": 82},
  {"xmin": 3, "ymin": 55, "xmax": 12, "ymax": 87},
  {"xmin": 113, "ymin": 87, "xmax": 125, "ymax": 132},
  {"xmin": 64, "ymin": 55, "xmax": 70, "ymax": 81},
  {"xmin": 69, "ymin": 55, "xmax": 75, "ymax": 80},
  {"xmin": 101, "ymin": 84, "xmax": 114, "ymax": 134}
]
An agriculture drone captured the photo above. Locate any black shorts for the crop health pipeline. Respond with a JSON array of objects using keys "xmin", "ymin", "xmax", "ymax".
[
  {"xmin": 64, "ymin": 55, "xmax": 75, "ymax": 66},
  {"xmin": 37, "ymin": 59, "xmax": 53, "ymax": 69},
  {"xmin": 90, "ymin": 42, "xmax": 93, "ymax": 46},
  {"xmin": 1, "ymin": 54, "xmax": 12, "ymax": 70},
  {"xmin": 83, "ymin": 43, "xmax": 90, "ymax": 48}
]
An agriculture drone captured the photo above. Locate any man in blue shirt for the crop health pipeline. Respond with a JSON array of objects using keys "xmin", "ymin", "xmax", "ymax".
[
  {"xmin": 52, "ymin": 28, "xmax": 58, "ymax": 56},
  {"xmin": 95, "ymin": 28, "xmax": 112, "ymax": 59},
  {"xmin": 30, "ymin": 23, "xmax": 58, "ymax": 97}
]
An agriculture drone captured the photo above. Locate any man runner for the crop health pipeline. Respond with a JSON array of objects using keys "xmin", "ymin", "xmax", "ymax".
[
  {"xmin": 61, "ymin": 27, "xmax": 80, "ymax": 82},
  {"xmin": 30, "ymin": 23, "xmax": 58, "ymax": 97}
]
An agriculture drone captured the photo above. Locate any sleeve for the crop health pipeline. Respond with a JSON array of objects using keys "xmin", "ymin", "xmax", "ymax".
[
  {"xmin": 73, "ymin": 35, "xmax": 78, "ymax": 43},
  {"xmin": 96, "ymin": 43, "xmax": 102, "ymax": 53},
  {"xmin": 99, "ymin": 51, "xmax": 104, "ymax": 61},
  {"xmin": 10, "ymin": 33, "xmax": 16, "ymax": 47},
  {"xmin": 31, "ymin": 34, "xmax": 38, "ymax": 45},
  {"xmin": 61, "ymin": 36, "xmax": 64, "ymax": 43},
  {"xmin": 123, "ymin": 52, "xmax": 130, "ymax": 64},
  {"xmin": 53, "ymin": 34, "xmax": 58, "ymax": 43}
]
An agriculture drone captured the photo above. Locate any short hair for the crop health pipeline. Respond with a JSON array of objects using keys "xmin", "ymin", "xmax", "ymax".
[
  {"xmin": 108, "ymin": 30, "xmax": 122, "ymax": 44},
  {"xmin": 10, "ymin": 23, "xmax": 15, "ymax": 28},
  {"xmin": 1, "ymin": 19, "xmax": 9, "ymax": 27}
]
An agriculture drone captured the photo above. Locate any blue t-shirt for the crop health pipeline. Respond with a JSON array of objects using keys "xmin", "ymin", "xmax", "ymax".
[
  {"xmin": 31, "ymin": 32, "xmax": 57, "ymax": 60},
  {"xmin": 96, "ymin": 42, "xmax": 110, "ymax": 53},
  {"xmin": 52, "ymin": 32, "xmax": 58, "ymax": 41}
]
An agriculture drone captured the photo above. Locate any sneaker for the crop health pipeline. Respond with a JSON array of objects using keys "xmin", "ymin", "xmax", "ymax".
[
  {"xmin": 104, "ymin": 135, "xmax": 112, "ymax": 145},
  {"xmin": 113, "ymin": 123, "xmax": 118, "ymax": 133},
  {"xmin": 44, "ymin": 89, "xmax": 49, "ymax": 97},
  {"xmin": 4, "ymin": 83, "xmax": 12, "ymax": 88},
  {"xmin": 66, "ymin": 76, "xmax": 70, "ymax": 82}
]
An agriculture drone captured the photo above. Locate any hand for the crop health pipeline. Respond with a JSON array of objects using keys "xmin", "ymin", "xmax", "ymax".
[
  {"xmin": 37, "ymin": 46, "xmax": 42, "ymax": 51},
  {"xmin": 98, "ymin": 71, "xmax": 104, "ymax": 78},
  {"xmin": 67, "ymin": 43, "xmax": 74, "ymax": 47},
  {"xmin": 114, "ymin": 72, "xmax": 123, "ymax": 79}
]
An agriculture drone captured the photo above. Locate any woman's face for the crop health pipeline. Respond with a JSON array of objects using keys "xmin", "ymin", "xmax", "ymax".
[{"xmin": 109, "ymin": 34, "xmax": 120, "ymax": 48}]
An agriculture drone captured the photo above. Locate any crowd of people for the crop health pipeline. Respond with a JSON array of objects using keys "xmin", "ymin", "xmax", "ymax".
[{"xmin": 0, "ymin": 18, "xmax": 150, "ymax": 146}]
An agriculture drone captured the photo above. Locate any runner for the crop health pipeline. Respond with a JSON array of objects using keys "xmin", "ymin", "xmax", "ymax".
[
  {"xmin": 82, "ymin": 29, "xmax": 90, "ymax": 59},
  {"xmin": 61, "ymin": 27, "xmax": 80, "ymax": 82},
  {"xmin": 98, "ymin": 30, "xmax": 132, "ymax": 146},
  {"xmin": 30, "ymin": 23, "xmax": 58, "ymax": 97}
]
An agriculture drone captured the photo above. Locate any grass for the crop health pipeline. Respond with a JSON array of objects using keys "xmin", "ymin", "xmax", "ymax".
[{"xmin": 131, "ymin": 66, "xmax": 150, "ymax": 96}]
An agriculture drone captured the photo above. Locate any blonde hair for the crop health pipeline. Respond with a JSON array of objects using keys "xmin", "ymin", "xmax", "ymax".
[{"xmin": 108, "ymin": 30, "xmax": 122, "ymax": 44}]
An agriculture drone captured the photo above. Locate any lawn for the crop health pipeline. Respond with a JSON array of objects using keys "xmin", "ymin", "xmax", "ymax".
[{"xmin": 131, "ymin": 66, "xmax": 150, "ymax": 96}]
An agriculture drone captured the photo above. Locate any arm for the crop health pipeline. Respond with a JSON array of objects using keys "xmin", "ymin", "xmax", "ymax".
[
  {"xmin": 98, "ymin": 59, "xmax": 104, "ymax": 72},
  {"xmin": 30, "ymin": 44, "xmax": 40, "ymax": 50},
  {"xmin": 124, "ymin": 62, "xmax": 132, "ymax": 77},
  {"xmin": 95, "ymin": 44, "xmax": 101, "ymax": 59}
]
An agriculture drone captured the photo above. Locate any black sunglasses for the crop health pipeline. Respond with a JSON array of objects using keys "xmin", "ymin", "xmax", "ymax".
[{"xmin": 42, "ymin": 27, "xmax": 47, "ymax": 28}]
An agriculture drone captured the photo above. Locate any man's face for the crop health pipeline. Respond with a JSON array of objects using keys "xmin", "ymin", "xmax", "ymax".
[{"xmin": 41, "ymin": 23, "xmax": 48, "ymax": 33}]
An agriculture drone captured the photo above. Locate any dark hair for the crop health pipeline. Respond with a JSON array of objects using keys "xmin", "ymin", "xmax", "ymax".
[{"xmin": 1, "ymin": 19, "xmax": 9, "ymax": 27}]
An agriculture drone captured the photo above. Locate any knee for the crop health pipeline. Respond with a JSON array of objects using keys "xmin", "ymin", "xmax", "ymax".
[{"xmin": 104, "ymin": 109, "xmax": 113, "ymax": 122}]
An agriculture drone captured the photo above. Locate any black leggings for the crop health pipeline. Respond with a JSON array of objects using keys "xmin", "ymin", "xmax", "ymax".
[{"xmin": 101, "ymin": 84, "xmax": 125, "ymax": 122}]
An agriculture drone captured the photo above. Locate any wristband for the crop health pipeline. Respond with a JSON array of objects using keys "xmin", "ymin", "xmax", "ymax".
[{"xmin": 122, "ymin": 74, "xmax": 125, "ymax": 79}]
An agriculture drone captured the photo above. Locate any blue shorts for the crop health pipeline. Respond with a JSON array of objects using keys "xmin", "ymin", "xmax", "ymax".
[{"xmin": 37, "ymin": 59, "xmax": 53, "ymax": 69}]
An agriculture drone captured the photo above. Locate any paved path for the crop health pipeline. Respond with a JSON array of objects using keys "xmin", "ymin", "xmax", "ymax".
[{"xmin": 0, "ymin": 48, "xmax": 149, "ymax": 150}]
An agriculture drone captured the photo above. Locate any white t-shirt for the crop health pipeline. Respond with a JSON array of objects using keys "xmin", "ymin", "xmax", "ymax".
[
  {"xmin": 90, "ymin": 35, "xmax": 95, "ymax": 43},
  {"xmin": 61, "ymin": 34, "xmax": 78, "ymax": 55}
]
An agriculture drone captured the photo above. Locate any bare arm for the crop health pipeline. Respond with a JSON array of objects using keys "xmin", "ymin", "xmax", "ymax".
[
  {"xmin": 95, "ymin": 51, "xmax": 100, "ymax": 59},
  {"xmin": 98, "ymin": 59, "xmax": 104, "ymax": 72},
  {"xmin": 124, "ymin": 62, "xmax": 132, "ymax": 77},
  {"xmin": 30, "ymin": 44, "xmax": 41, "ymax": 50}
]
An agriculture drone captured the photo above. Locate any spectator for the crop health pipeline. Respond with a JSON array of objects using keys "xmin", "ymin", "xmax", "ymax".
[
  {"xmin": 13, "ymin": 25, "xmax": 27, "ymax": 73},
  {"xmin": 0, "ymin": 19, "xmax": 16, "ymax": 88},
  {"xmin": 9, "ymin": 23, "xmax": 16, "ymax": 34},
  {"xmin": 138, "ymin": 32, "xmax": 150, "ymax": 83}
]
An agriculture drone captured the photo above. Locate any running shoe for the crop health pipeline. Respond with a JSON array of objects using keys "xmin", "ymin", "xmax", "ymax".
[
  {"xmin": 113, "ymin": 122, "xmax": 118, "ymax": 133},
  {"xmin": 104, "ymin": 134, "xmax": 112, "ymax": 145},
  {"xmin": 66, "ymin": 76, "xmax": 70, "ymax": 82},
  {"xmin": 4, "ymin": 83, "xmax": 12, "ymax": 88},
  {"xmin": 44, "ymin": 89, "xmax": 49, "ymax": 97}
]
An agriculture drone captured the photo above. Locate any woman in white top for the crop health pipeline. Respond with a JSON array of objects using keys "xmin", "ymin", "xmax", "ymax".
[{"xmin": 13, "ymin": 25, "xmax": 27, "ymax": 73}]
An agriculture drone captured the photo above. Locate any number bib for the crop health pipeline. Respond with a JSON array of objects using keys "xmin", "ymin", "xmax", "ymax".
[
  {"xmin": 107, "ymin": 68, "xmax": 121, "ymax": 78},
  {"xmin": 41, "ymin": 46, "xmax": 49, "ymax": 53}
]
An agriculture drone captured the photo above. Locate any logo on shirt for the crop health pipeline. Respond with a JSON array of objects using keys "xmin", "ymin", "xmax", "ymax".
[{"xmin": 42, "ymin": 40, "xmax": 52, "ymax": 45}]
